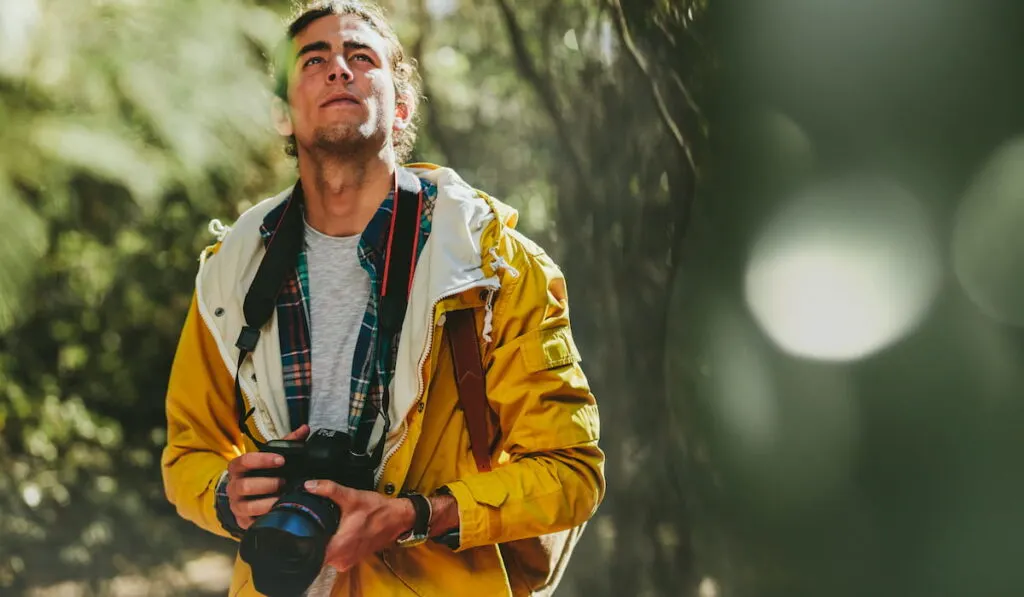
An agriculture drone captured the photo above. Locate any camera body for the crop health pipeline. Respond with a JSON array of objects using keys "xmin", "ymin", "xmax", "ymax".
[
  {"xmin": 239, "ymin": 428, "xmax": 376, "ymax": 597},
  {"xmin": 249, "ymin": 428, "xmax": 376, "ymax": 493}
]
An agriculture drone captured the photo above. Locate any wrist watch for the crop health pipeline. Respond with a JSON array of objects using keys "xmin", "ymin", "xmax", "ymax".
[{"xmin": 396, "ymin": 491, "xmax": 431, "ymax": 547}]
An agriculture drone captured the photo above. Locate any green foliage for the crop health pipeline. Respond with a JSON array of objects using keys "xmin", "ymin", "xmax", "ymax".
[{"xmin": 0, "ymin": 0, "xmax": 296, "ymax": 591}]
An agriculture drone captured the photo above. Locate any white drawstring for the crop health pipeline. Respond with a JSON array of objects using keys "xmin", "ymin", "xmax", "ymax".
[
  {"xmin": 480, "ymin": 288, "xmax": 497, "ymax": 344},
  {"xmin": 488, "ymin": 247, "xmax": 520, "ymax": 278},
  {"xmin": 480, "ymin": 249, "xmax": 518, "ymax": 346},
  {"xmin": 208, "ymin": 218, "xmax": 231, "ymax": 242}
]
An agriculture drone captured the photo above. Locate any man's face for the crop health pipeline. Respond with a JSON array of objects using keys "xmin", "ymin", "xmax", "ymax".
[{"xmin": 283, "ymin": 14, "xmax": 403, "ymax": 157}]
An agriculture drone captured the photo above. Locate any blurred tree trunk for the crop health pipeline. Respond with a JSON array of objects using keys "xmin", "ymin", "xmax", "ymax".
[{"xmin": 491, "ymin": 1, "xmax": 714, "ymax": 594}]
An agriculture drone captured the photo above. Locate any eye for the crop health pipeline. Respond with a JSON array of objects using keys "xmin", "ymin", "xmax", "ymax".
[
  {"xmin": 351, "ymin": 53, "xmax": 374, "ymax": 64},
  {"xmin": 302, "ymin": 56, "xmax": 325, "ymax": 68}
]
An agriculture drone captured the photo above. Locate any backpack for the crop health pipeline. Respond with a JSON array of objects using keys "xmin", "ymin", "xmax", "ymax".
[{"xmin": 444, "ymin": 309, "xmax": 588, "ymax": 597}]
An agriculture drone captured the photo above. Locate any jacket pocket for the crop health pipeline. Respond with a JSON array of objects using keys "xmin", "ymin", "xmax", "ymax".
[{"xmin": 520, "ymin": 326, "xmax": 581, "ymax": 373}]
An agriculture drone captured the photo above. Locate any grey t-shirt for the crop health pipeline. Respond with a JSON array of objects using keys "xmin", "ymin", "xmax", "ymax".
[
  {"xmin": 302, "ymin": 219, "xmax": 370, "ymax": 597},
  {"xmin": 304, "ymin": 219, "xmax": 370, "ymax": 435}
]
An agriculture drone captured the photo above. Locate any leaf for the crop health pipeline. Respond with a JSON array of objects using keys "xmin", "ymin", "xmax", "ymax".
[
  {"xmin": 0, "ymin": 178, "xmax": 48, "ymax": 333},
  {"xmin": 30, "ymin": 118, "xmax": 169, "ymax": 213}
]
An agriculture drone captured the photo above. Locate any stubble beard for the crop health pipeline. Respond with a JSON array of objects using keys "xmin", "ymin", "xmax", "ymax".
[{"xmin": 311, "ymin": 118, "xmax": 387, "ymax": 161}]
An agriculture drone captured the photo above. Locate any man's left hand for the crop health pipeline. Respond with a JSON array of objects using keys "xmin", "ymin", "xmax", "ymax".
[{"xmin": 303, "ymin": 480, "xmax": 415, "ymax": 572}]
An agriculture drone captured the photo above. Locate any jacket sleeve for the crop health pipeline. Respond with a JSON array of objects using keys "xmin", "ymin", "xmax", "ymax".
[
  {"xmin": 161, "ymin": 292, "xmax": 246, "ymax": 540},
  {"xmin": 442, "ymin": 246, "xmax": 606, "ymax": 551}
]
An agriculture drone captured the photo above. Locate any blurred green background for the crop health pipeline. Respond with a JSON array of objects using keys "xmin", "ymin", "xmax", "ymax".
[{"xmin": 2, "ymin": 0, "xmax": 1024, "ymax": 596}]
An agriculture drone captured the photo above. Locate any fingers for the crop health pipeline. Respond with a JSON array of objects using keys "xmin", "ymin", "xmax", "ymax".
[
  {"xmin": 281, "ymin": 424, "xmax": 310, "ymax": 441},
  {"xmin": 231, "ymin": 496, "xmax": 280, "ymax": 520},
  {"xmin": 230, "ymin": 476, "xmax": 286, "ymax": 500},
  {"xmin": 227, "ymin": 451, "xmax": 285, "ymax": 477},
  {"xmin": 303, "ymin": 480, "xmax": 354, "ymax": 507}
]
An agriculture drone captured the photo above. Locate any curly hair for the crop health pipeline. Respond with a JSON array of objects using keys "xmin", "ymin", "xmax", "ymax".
[{"xmin": 270, "ymin": 0, "xmax": 421, "ymax": 161}]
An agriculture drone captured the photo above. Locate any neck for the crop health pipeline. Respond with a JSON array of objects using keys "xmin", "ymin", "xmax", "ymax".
[{"xmin": 297, "ymin": 147, "xmax": 396, "ymax": 237}]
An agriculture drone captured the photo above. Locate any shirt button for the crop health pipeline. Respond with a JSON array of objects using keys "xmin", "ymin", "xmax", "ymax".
[
  {"xmin": 417, "ymin": 401, "xmax": 425, "ymax": 413},
  {"xmin": 384, "ymin": 483, "xmax": 396, "ymax": 495}
]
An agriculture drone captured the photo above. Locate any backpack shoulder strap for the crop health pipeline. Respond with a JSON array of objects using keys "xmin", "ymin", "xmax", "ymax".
[{"xmin": 444, "ymin": 308, "xmax": 493, "ymax": 473}]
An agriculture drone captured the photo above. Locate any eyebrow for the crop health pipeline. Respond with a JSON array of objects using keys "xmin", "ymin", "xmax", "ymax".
[
  {"xmin": 294, "ymin": 40, "xmax": 378, "ymax": 61},
  {"xmin": 295, "ymin": 40, "xmax": 331, "ymax": 61},
  {"xmin": 342, "ymin": 40, "xmax": 375, "ymax": 55}
]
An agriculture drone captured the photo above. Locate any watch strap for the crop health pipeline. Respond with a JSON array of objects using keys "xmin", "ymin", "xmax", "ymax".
[{"xmin": 397, "ymin": 492, "xmax": 431, "ymax": 546}]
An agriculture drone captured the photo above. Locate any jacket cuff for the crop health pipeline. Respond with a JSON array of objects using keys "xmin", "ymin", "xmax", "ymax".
[
  {"xmin": 441, "ymin": 476, "xmax": 509, "ymax": 552},
  {"xmin": 214, "ymin": 470, "xmax": 245, "ymax": 540}
]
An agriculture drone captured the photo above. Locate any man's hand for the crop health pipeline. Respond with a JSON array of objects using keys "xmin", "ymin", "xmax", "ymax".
[
  {"xmin": 225, "ymin": 424, "xmax": 310, "ymax": 530},
  {"xmin": 302, "ymin": 480, "xmax": 416, "ymax": 573}
]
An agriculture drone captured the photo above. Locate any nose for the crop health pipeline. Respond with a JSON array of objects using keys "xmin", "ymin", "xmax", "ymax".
[{"xmin": 327, "ymin": 55, "xmax": 354, "ymax": 84}]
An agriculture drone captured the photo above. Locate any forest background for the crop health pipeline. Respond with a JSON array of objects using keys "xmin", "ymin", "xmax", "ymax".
[{"xmin": 2, "ymin": 0, "xmax": 1024, "ymax": 595}]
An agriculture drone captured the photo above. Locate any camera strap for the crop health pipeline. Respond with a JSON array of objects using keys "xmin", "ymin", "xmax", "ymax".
[
  {"xmin": 445, "ymin": 308, "xmax": 494, "ymax": 473},
  {"xmin": 233, "ymin": 172, "xmax": 423, "ymax": 455}
]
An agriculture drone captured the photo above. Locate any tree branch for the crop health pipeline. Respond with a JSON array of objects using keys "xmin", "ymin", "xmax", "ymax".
[
  {"xmin": 607, "ymin": 0, "xmax": 698, "ymax": 179},
  {"xmin": 493, "ymin": 0, "xmax": 590, "ymax": 193},
  {"xmin": 670, "ymin": 70, "xmax": 707, "ymax": 137}
]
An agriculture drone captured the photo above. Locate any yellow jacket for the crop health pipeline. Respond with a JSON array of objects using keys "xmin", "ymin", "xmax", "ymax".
[{"xmin": 161, "ymin": 164, "xmax": 605, "ymax": 596}]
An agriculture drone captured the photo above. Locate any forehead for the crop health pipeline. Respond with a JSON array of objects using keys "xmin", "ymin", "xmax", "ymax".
[{"xmin": 293, "ymin": 14, "xmax": 390, "ymax": 59}]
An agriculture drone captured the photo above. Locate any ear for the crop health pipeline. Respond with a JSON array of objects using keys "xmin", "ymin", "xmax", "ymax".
[
  {"xmin": 393, "ymin": 94, "xmax": 414, "ymax": 131},
  {"xmin": 271, "ymin": 96, "xmax": 294, "ymax": 137}
]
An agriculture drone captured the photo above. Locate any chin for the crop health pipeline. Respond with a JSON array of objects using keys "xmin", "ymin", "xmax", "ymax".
[{"xmin": 311, "ymin": 125, "xmax": 387, "ymax": 156}]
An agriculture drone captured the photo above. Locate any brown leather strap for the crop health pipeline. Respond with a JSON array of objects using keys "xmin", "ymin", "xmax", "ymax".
[{"xmin": 445, "ymin": 308, "xmax": 492, "ymax": 473}]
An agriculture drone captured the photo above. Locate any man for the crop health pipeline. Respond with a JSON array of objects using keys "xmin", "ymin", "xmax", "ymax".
[{"xmin": 161, "ymin": 1, "xmax": 604, "ymax": 595}]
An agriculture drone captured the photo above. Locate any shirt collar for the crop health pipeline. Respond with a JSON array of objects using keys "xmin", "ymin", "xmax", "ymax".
[{"xmin": 259, "ymin": 167, "xmax": 425, "ymax": 259}]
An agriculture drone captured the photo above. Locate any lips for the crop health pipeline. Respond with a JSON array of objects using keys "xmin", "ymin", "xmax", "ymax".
[{"xmin": 320, "ymin": 93, "xmax": 360, "ymax": 107}]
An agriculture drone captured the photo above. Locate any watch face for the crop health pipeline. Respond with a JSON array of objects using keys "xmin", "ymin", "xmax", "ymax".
[{"xmin": 398, "ymin": 532, "xmax": 429, "ymax": 547}]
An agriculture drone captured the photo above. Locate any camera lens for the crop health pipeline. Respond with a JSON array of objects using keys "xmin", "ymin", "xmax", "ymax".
[{"xmin": 239, "ymin": 490, "xmax": 341, "ymax": 597}]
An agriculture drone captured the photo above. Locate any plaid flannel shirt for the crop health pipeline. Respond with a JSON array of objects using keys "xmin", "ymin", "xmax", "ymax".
[
  {"xmin": 260, "ymin": 175, "xmax": 436, "ymax": 436},
  {"xmin": 215, "ymin": 174, "xmax": 436, "ymax": 537}
]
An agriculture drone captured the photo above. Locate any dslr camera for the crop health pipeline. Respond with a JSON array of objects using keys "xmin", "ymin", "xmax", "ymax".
[{"xmin": 239, "ymin": 428, "xmax": 376, "ymax": 597}]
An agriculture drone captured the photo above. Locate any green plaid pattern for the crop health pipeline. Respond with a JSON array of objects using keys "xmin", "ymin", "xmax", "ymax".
[{"xmin": 258, "ymin": 173, "xmax": 436, "ymax": 436}]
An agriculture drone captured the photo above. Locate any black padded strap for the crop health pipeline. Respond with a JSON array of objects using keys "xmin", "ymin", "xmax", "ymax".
[
  {"xmin": 235, "ymin": 181, "xmax": 306, "ymax": 447},
  {"xmin": 379, "ymin": 170, "xmax": 423, "ymax": 334},
  {"xmin": 242, "ymin": 182, "xmax": 306, "ymax": 334}
]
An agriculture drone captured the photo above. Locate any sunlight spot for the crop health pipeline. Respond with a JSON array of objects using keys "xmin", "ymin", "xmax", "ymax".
[
  {"xmin": 0, "ymin": 0, "xmax": 40, "ymax": 77},
  {"xmin": 425, "ymin": 0, "xmax": 458, "ymax": 19},
  {"xmin": 184, "ymin": 552, "xmax": 234, "ymax": 593},
  {"xmin": 96, "ymin": 476, "xmax": 117, "ymax": 494},
  {"xmin": 745, "ymin": 177, "xmax": 940, "ymax": 361},
  {"xmin": 599, "ymin": 20, "xmax": 616, "ymax": 64},
  {"xmin": 952, "ymin": 135, "xmax": 1024, "ymax": 327},
  {"xmin": 21, "ymin": 484, "xmax": 41, "ymax": 508},
  {"xmin": 563, "ymin": 29, "xmax": 579, "ymax": 51},
  {"xmin": 699, "ymin": 577, "xmax": 720, "ymax": 597},
  {"xmin": 434, "ymin": 45, "xmax": 459, "ymax": 69}
]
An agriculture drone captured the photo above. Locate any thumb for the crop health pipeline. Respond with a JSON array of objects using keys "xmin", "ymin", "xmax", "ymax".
[{"xmin": 281, "ymin": 424, "xmax": 310, "ymax": 441}]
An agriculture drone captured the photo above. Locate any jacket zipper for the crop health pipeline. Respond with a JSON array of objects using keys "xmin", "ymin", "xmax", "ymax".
[{"xmin": 374, "ymin": 279, "xmax": 498, "ymax": 485}]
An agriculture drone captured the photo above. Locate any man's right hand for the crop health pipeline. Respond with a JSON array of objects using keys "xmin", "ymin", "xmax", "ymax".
[{"xmin": 225, "ymin": 424, "xmax": 310, "ymax": 530}]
